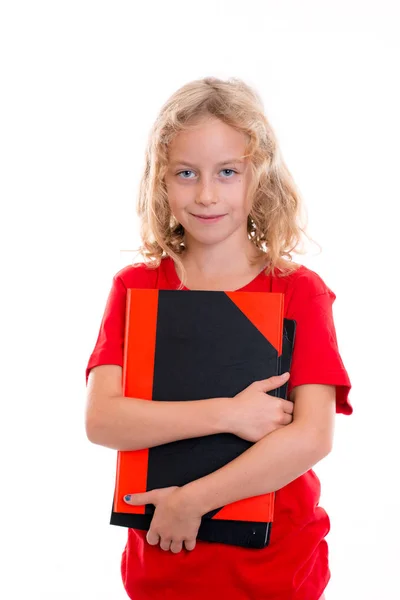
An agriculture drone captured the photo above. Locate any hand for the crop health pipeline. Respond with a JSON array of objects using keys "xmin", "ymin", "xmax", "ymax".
[
  {"xmin": 229, "ymin": 373, "xmax": 293, "ymax": 442},
  {"xmin": 124, "ymin": 486, "xmax": 202, "ymax": 553}
]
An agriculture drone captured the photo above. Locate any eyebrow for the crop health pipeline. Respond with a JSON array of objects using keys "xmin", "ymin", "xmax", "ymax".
[{"xmin": 170, "ymin": 158, "xmax": 245, "ymax": 168}]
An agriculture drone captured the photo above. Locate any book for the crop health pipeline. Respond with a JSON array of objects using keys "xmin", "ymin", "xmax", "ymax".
[{"xmin": 110, "ymin": 289, "xmax": 296, "ymax": 548}]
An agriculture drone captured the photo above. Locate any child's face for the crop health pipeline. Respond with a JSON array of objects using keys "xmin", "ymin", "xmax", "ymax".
[{"xmin": 164, "ymin": 117, "xmax": 253, "ymax": 249}]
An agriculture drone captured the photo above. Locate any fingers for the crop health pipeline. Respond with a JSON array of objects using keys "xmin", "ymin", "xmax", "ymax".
[
  {"xmin": 124, "ymin": 491, "xmax": 155, "ymax": 506},
  {"xmin": 258, "ymin": 372, "xmax": 290, "ymax": 392},
  {"xmin": 184, "ymin": 539, "xmax": 196, "ymax": 551},
  {"xmin": 146, "ymin": 530, "xmax": 160, "ymax": 546},
  {"xmin": 159, "ymin": 538, "xmax": 172, "ymax": 551},
  {"xmin": 148, "ymin": 535, "xmax": 195, "ymax": 553},
  {"xmin": 280, "ymin": 412, "xmax": 293, "ymax": 425},
  {"xmin": 158, "ymin": 538, "xmax": 195, "ymax": 553},
  {"xmin": 282, "ymin": 399, "xmax": 294, "ymax": 414},
  {"xmin": 170, "ymin": 541, "xmax": 184, "ymax": 554},
  {"xmin": 146, "ymin": 528, "xmax": 196, "ymax": 553},
  {"xmin": 159, "ymin": 539, "xmax": 195, "ymax": 553}
]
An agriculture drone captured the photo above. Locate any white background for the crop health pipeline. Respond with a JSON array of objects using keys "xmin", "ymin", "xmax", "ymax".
[{"xmin": 1, "ymin": 1, "xmax": 399, "ymax": 598}]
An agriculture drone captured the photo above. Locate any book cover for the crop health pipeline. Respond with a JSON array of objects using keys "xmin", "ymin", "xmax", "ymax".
[{"xmin": 110, "ymin": 289, "xmax": 295, "ymax": 548}]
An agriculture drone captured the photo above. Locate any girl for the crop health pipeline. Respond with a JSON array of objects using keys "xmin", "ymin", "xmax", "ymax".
[{"xmin": 85, "ymin": 76, "xmax": 352, "ymax": 600}]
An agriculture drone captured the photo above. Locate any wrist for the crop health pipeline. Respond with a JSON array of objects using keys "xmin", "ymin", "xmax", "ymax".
[
  {"xmin": 178, "ymin": 480, "xmax": 210, "ymax": 517},
  {"xmin": 211, "ymin": 396, "xmax": 234, "ymax": 435}
]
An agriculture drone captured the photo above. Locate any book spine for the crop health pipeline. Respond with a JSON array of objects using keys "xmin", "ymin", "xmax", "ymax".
[{"xmin": 113, "ymin": 289, "xmax": 132, "ymax": 511}]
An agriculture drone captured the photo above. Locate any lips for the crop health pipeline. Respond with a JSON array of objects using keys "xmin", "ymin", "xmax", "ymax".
[{"xmin": 192, "ymin": 214, "xmax": 226, "ymax": 219}]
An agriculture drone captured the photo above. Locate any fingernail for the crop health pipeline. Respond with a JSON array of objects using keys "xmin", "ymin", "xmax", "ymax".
[{"xmin": 124, "ymin": 495, "xmax": 131, "ymax": 502}]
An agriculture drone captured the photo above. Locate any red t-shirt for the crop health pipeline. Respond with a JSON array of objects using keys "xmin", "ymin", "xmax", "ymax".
[{"xmin": 86, "ymin": 256, "xmax": 352, "ymax": 600}]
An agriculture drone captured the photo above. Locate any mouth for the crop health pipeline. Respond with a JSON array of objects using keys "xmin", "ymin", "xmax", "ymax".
[{"xmin": 191, "ymin": 213, "xmax": 226, "ymax": 222}]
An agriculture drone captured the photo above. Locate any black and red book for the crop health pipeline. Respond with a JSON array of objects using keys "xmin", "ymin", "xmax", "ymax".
[{"xmin": 110, "ymin": 289, "xmax": 296, "ymax": 548}]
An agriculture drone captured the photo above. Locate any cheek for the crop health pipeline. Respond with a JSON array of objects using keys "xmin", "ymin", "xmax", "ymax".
[
  {"xmin": 167, "ymin": 185, "xmax": 191, "ymax": 211},
  {"xmin": 167, "ymin": 197, "xmax": 187, "ymax": 223},
  {"xmin": 232, "ymin": 190, "xmax": 252, "ymax": 215},
  {"xmin": 167, "ymin": 195, "xmax": 183, "ymax": 213},
  {"xmin": 167, "ymin": 198, "xmax": 178, "ymax": 219}
]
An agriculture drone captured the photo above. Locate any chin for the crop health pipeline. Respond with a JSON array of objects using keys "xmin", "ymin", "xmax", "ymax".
[{"xmin": 185, "ymin": 231, "xmax": 234, "ymax": 247}]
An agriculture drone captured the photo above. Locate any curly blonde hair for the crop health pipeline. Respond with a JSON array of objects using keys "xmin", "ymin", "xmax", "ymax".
[{"xmin": 134, "ymin": 76, "xmax": 317, "ymax": 288}]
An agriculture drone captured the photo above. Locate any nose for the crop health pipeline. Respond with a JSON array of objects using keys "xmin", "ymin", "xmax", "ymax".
[{"xmin": 195, "ymin": 177, "xmax": 217, "ymax": 206}]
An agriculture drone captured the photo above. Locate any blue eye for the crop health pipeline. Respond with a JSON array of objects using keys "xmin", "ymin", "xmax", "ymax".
[
  {"xmin": 177, "ymin": 169, "xmax": 237, "ymax": 179},
  {"xmin": 221, "ymin": 169, "xmax": 236, "ymax": 177},
  {"xmin": 177, "ymin": 170, "xmax": 195, "ymax": 179}
]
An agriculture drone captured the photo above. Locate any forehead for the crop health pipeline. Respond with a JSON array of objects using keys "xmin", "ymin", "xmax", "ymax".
[{"xmin": 167, "ymin": 118, "xmax": 249, "ymax": 165}]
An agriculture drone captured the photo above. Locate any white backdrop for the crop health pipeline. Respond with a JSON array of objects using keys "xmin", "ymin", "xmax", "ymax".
[{"xmin": 1, "ymin": 1, "xmax": 399, "ymax": 598}]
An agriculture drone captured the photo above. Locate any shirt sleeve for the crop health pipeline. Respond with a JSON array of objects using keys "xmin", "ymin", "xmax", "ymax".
[
  {"xmin": 287, "ymin": 288, "xmax": 352, "ymax": 415},
  {"xmin": 85, "ymin": 274, "xmax": 127, "ymax": 385}
]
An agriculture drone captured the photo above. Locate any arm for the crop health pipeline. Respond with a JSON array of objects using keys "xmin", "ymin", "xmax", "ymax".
[
  {"xmin": 178, "ymin": 384, "xmax": 336, "ymax": 514},
  {"xmin": 85, "ymin": 365, "xmax": 228, "ymax": 451},
  {"xmin": 85, "ymin": 366, "xmax": 291, "ymax": 452}
]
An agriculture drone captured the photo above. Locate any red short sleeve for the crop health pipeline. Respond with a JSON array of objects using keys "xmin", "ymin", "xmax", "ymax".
[
  {"xmin": 287, "ymin": 287, "xmax": 352, "ymax": 415},
  {"xmin": 85, "ymin": 262, "xmax": 160, "ymax": 385},
  {"xmin": 85, "ymin": 274, "xmax": 127, "ymax": 385}
]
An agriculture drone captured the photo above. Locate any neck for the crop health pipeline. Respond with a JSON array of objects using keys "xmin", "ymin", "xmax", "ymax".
[{"xmin": 181, "ymin": 235, "xmax": 265, "ymax": 279}]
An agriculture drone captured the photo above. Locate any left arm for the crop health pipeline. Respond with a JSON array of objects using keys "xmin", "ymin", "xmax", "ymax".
[
  {"xmin": 125, "ymin": 384, "xmax": 336, "ymax": 553},
  {"xmin": 180, "ymin": 383, "xmax": 336, "ymax": 514}
]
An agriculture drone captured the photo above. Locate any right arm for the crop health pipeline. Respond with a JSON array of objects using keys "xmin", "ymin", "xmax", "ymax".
[
  {"xmin": 85, "ymin": 365, "xmax": 230, "ymax": 451},
  {"xmin": 85, "ymin": 365, "xmax": 292, "ymax": 451}
]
